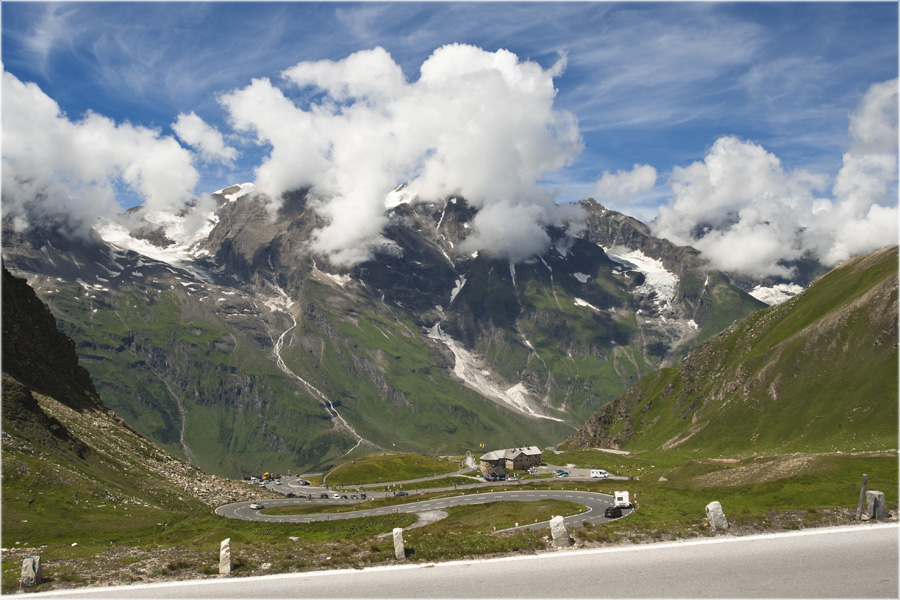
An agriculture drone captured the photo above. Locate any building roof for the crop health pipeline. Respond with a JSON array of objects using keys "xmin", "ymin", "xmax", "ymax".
[
  {"xmin": 484, "ymin": 464, "xmax": 508, "ymax": 477},
  {"xmin": 480, "ymin": 446, "xmax": 542, "ymax": 461}
]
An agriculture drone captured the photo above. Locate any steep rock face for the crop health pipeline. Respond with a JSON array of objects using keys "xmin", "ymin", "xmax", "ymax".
[
  {"xmin": 565, "ymin": 245, "xmax": 899, "ymax": 455},
  {"xmin": 2, "ymin": 266, "xmax": 103, "ymax": 412}
]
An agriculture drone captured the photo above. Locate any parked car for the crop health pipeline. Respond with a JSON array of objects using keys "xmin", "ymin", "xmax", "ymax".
[
  {"xmin": 604, "ymin": 506, "xmax": 622, "ymax": 518},
  {"xmin": 360, "ymin": 493, "xmax": 367, "ymax": 499},
  {"xmin": 332, "ymin": 493, "xmax": 341, "ymax": 499},
  {"xmin": 556, "ymin": 470, "xmax": 569, "ymax": 477},
  {"xmin": 320, "ymin": 493, "xmax": 329, "ymax": 498},
  {"xmin": 350, "ymin": 495, "xmax": 358, "ymax": 499},
  {"xmin": 341, "ymin": 494, "xmax": 349, "ymax": 499},
  {"xmin": 395, "ymin": 491, "xmax": 409, "ymax": 497},
  {"xmin": 507, "ymin": 476, "xmax": 519, "ymax": 482},
  {"xmin": 250, "ymin": 503, "xmax": 264, "ymax": 510}
]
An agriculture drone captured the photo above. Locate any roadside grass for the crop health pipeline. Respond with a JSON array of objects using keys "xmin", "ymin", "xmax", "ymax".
[
  {"xmin": 570, "ymin": 452, "xmax": 898, "ymax": 544},
  {"xmin": 324, "ymin": 452, "xmax": 462, "ymax": 486},
  {"xmin": 1, "ymin": 511, "xmax": 417, "ymax": 593},
  {"xmin": 379, "ymin": 476, "xmax": 476, "ymax": 491},
  {"xmin": 403, "ymin": 500, "xmax": 583, "ymax": 562}
]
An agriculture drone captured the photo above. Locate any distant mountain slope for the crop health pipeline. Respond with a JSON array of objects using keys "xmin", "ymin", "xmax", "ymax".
[
  {"xmin": 1, "ymin": 266, "xmax": 264, "ymax": 545},
  {"xmin": 565, "ymin": 245, "xmax": 899, "ymax": 455},
  {"xmin": 1, "ymin": 187, "xmax": 765, "ymax": 477}
]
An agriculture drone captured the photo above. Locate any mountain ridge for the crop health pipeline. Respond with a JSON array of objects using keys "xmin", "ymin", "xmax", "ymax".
[{"xmin": 2, "ymin": 187, "xmax": 767, "ymax": 477}]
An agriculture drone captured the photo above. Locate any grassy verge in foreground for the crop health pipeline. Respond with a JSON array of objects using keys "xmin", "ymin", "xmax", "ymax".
[{"xmin": 3, "ymin": 452, "xmax": 896, "ymax": 593}]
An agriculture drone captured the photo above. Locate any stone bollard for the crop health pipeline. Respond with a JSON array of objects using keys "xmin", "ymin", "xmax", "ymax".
[
  {"xmin": 866, "ymin": 491, "xmax": 889, "ymax": 519},
  {"xmin": 219, "ymin": 538, "xmax": 233, "ymax": 575},
  {"xmin": 706, "ymin": 501, "xmax": 729, "ymax": 530},
  {"xmin": 393, "ymin": 527, "xmax": 406, "ymax": 560},
  {"xmin": 20, "ymin": 556, "xmax": 42, "ymax": 588},
  {"xmin": 550, "ymin": 515, "xmax": 572, "ymax": 547}
]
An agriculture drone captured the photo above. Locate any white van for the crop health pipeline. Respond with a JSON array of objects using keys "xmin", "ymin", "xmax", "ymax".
[
  {"xmin": 614, "ymin": 491, "xmax": 630, "ymax": 508},
  {"xmin": 590, "ymin": 469, "xmax": 609, "ymax": 478}
]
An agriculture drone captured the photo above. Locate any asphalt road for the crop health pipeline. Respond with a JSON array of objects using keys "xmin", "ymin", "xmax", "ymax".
[
  {"xmin": 215, "ymin": 489, "xmax": 631, "ymax": 530},
  {"xmin": 27, "ymin": 523, "xmax": 898, "ymax": 598}
]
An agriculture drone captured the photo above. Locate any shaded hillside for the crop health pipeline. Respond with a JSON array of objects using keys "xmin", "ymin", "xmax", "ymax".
[
  {"xmin": 1, "ymin": 267, "xmax": 270, "ymax": 548},
  {"xmin": 2, "ymin": 265, "xmax": 103, "ymax": 412},
  {"xmin": 565, "ymin": 246, "xmax": 899, "ymax": 455}
]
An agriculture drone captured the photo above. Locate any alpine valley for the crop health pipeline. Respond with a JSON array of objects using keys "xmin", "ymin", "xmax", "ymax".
[{"xmin": 2, "ymin": 186, "xmax": 771, "ymax": 478}]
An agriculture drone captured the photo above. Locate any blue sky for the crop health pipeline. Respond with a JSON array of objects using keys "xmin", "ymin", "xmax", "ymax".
[{"xmin": 2, "ymin": 2, "xmax": 898, "ymax": 275}]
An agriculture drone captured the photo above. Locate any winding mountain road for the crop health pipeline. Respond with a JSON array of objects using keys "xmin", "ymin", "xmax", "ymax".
[{"xmin": 215, "ymin": 489, "xmax": 630, "ymax": 530}]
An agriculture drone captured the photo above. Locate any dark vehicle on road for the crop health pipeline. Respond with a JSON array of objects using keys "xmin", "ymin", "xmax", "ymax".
[
  {"xmin": 320, "ymin": 493, "xmax": 329, "ymax": 498},
  {"xmin": 395, "ymin": 491, "xmax": 409, "ymax": 497},
  {"xmin": 604, "ymin": 506, "xmax": 622, "ymax": 518}
]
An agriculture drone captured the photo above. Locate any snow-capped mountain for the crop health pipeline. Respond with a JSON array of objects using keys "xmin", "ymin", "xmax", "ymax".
[{"xmin": 2, "ymin": 187, "xmax": 767, "ymax": 478}]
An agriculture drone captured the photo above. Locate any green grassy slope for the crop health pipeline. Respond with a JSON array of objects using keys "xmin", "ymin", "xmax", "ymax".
[
  {"xmin": 566, "ymin": 246, "xmax": 899, "ymax": 456},
  {"xmin": 40, "ymin": 271, "xmax": 574, "ymax": 478},
  {"xmin": 323, "ymin": 452, "xmax": 462, "ymax": 486}
]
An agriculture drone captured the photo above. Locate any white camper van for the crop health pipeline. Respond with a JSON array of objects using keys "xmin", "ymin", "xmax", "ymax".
[
  {"xmin": 590, "ymin": 469, "xmax": 609, "ymax": 478},
  {"xmin": 614, "ymin": 491, "xmax": 630, "ymax": 508}
]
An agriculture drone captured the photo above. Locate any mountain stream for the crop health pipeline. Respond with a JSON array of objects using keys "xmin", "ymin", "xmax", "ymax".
[{"xmin": 267, "ymin": 296, "xmax": 377, "ymax": 457}]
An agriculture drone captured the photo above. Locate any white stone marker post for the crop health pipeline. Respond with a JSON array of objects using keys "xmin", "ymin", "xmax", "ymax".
[
  {"xmin": 706, "ymin": 501, "xmax": 729, "ymax": 530},
  {"xmin": 550, "ymin": 515, "xmax": 572, "ymax": 547},
  {"xmin": 866, "ymin": 491, "xmax": 888, "ymax": 519},
  {"xmin": 20, "ymin": 556, "xmax": 42, "ymax": 588},
  {"xmin": 393, "ymin": 527, "xmax": 406, "ymax": 561},
  {"xmin": 219, "ymin": 538, "xmax": 233, "ymax": 575}
]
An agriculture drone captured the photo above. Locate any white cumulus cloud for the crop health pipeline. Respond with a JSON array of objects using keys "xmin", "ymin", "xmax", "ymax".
[
  {"xmin": 2, "ymin": 71, "xmax": 199, "ymax": 236},
  {"xmin": 593, "ymin": 164, "xmax": 658, "ymax": 202},
  {"xmin": 651, "ymin": 78, "xmax": 898, "ymax": 278},
  {"xmin": 220, "ymin": 44, "xmax": 583, "ymax": 265},
  {"xmin": 172, "ymin": 112, "xmax": 237, "ymax": 164}
]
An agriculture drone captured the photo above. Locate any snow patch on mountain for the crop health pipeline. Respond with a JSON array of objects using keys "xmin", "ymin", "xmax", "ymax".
[
  {"xmin": 449, "ymin": 276, "xmax": 467, "ymax": 304},
  {"xmin": 574, "ymin": 298, "xmax": 600, "ymax": 312},
  {"xmin": 427, "ymin": 324, "xmax": 563, "ymax": 422},
  {"xmin": 216, "ymin": 182, "xmax": 255, "ymax": 202},
  {"xmin": 384, "ymin": 184, "xmax": 417, "ymax": 209},
  {"xmin": 573, "ymin": 272, "xmax": 589, "ymax": 283},
  {"xmin": 95, "ymin": 219, "xmax": 213, "ymax": 283},
  {"xmin": 539, "ymin": 257, "xmax": 552, "ymax": 272},
  {"xmin": 750, "ymin": 283, "xmax": 804, "ymax": 305},
  {"xmin": 604, "ymin": 246, "xmax": 678, "ymax": 312}
]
